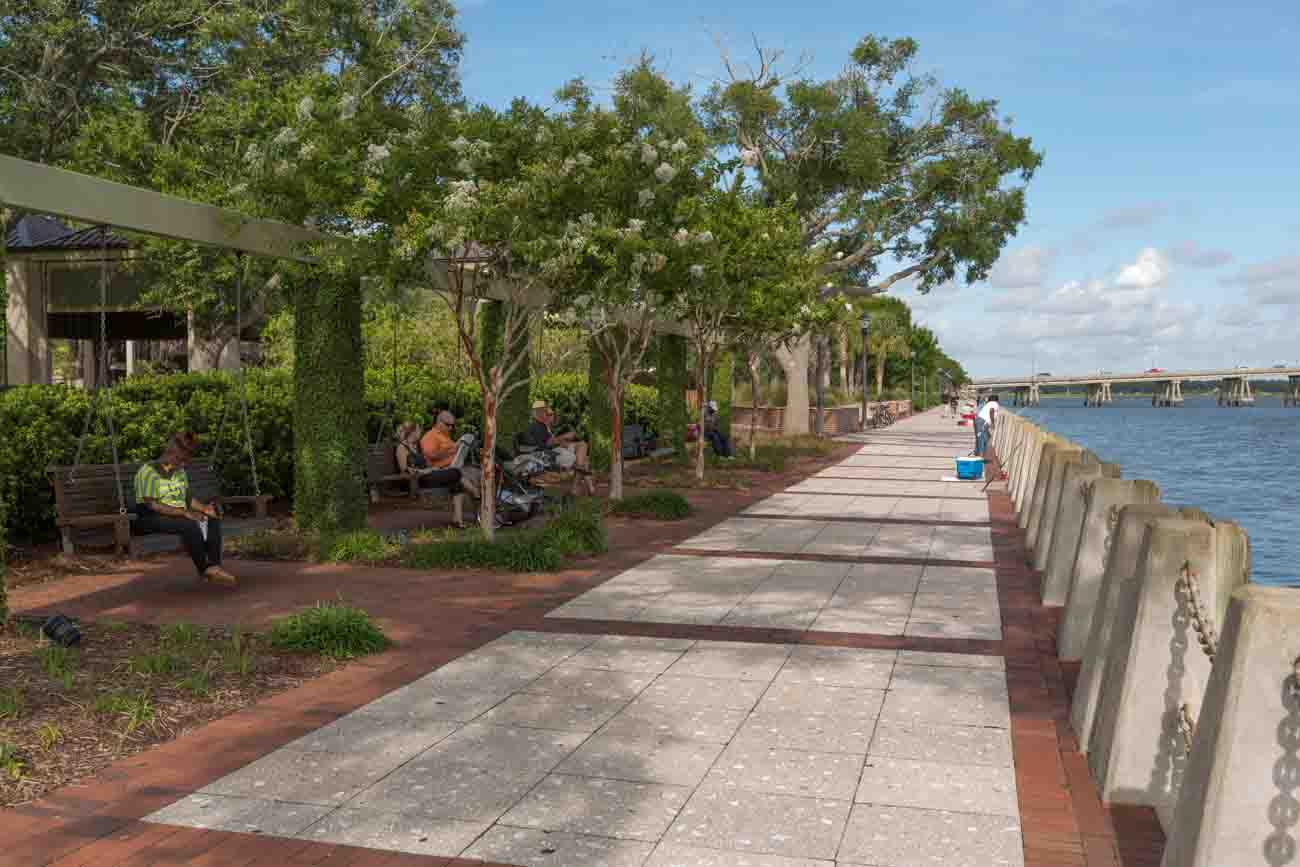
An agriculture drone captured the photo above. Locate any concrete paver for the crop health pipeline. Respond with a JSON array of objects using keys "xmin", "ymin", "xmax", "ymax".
[{"xmin": 143, "ymin": 410, "xmax": 1028, "ymax": 866}]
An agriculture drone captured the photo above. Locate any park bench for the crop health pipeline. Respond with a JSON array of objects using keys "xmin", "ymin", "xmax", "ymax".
[
  {"xmin": 47, "ymin": 462, "xmax": 273, "ymax": 557},
  {"xmin": 365, "ymin": 443, "xmax": 464, "ymax": 515}
]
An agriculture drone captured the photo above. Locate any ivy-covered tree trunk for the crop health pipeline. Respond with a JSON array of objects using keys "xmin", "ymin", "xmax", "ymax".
[
  {"xmin": 747, "ymin": 351, "xmax": 761, "ymax": 461},
  {"xmin": 656, "ymin": 334, "xmax": 689, "ymax": 457},
  {"xmin": 479, "ymin": 301, "xmax": 530, "ymax": 447},
  {"xmin": 692, "ymin": 346, "xmax": 712, "ymax": 481},
  {"xmin": 292, "ymin": 272, "xmax": 367, "ymax": 535},
  {"xmin": 587, "ymin": 338, "xmax": 613, "ymax": 473},
  {"xmin": 710, "ymin": 351, "xmax": 733, "ymax": 438},
  {"xmin": 1, "ymin": 205, "xmax": 8, "ymax": 625}
]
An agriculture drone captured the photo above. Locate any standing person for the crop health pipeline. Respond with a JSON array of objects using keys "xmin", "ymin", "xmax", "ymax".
[
  {"xmin": 133, "ymin": 432, "xmax": 236, "ymax": 586},
  {"xmin": 523, "ymin": 401, "xmax": 596, "ymax": 495},
  {"xmin": 702, "ymin": 401, "xmax": 734, "ymax": 459},
  {"xmin": 975, "ymin": 393, "xmax": 1000, "ymax": 456}
]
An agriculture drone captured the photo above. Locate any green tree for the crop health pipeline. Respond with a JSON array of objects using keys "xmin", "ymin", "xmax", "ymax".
[{"xmin": 704, "ymin": 35, "xmax": 1042, "ymax": 433}]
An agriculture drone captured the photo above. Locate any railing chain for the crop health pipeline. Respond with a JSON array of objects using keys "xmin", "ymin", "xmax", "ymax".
[{"xmin": 1178, "ymin": 560, "xmax": 1218, "ymax": 661}]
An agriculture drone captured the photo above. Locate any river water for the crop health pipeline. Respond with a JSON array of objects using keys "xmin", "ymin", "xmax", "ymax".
[{"xmin": 1014, "ymin": 396, "xmax": 1299, "ymax": 586}]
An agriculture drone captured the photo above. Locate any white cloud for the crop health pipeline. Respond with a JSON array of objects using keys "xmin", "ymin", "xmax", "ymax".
[
  {"xmin": 1168, "ymin": 240, "xmax": 1233, "ymax": 269},
  {"xmin": 1114, "ymin": 247, "xmax": 1170, "ymax": 290},
  {"xmin": 1097, "ymin": 202, "xmax": 1168, "ymax": 231},
  {"xmin": 986, "ymin": 285, "xmax": 1044, "ymax": 311},
  {"xmin": 988, "ymin": 245, "xmax": 1056, "ymax": 290},
  {"xmin": 1219, "ymin": 255, "xmax": 1300, "ymax": 306}
]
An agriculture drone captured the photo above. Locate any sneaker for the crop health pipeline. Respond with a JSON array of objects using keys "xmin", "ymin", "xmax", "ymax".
[{"xmin": 203, "ymin": 566, "xmax": 238, "ymax": 587}]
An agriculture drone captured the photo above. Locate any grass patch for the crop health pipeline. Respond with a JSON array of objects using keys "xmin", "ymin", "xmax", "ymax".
[
  {"xmin": 400, "ymin": 502, "xmax": 606, "ymax": 573},
  {"xmin": 268, "ymin": 602, "xmax": 390, "ymax": 659},
  {"xmin": 228, "ymin": 528, "xmax": 312, "ymax": 561},
  {"xmin": 0, "ymin": 744, "xmax": 24, "ymax": 780},
  {"xmin": 608, "ymin": 490, "xmax": 693, "ymax": 520},
  {"xmin": 319, "ymin": 530, "xmax": 399, "ymax": 564},
  {"xmin": 0, "ymin": 688, "xmax": 22, "ymax": 720}
]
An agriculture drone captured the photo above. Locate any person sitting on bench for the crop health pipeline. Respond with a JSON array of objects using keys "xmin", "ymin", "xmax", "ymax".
[
  {"xmin": 523, "ymin": 400, "xmax": 596, "ymax": 495},
  {"xmin": 397, "ymin": 421, "xmax": 468, "ymax": 525},
  {"xmin": 133, "ymin": 432, "xmax": 237, "ymax": 587},
  {"xmin": 420, "ymin": 411, "xmax": 507, "ymax": 529},
  {"xmin": 702, "ymin": 401, "xmax": 734, "ymax": 459}
]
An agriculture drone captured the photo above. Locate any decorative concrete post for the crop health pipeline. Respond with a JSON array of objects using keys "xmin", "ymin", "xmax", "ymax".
[
  {"xmin": 1025, "ymin": 439, "xmax": 1070, "ymax": 546},
  {"xmin": 1089, "ymin": 517, "xmax": 1250, "ymax": 823},
  {"xmin": 1072, "ymin": 503, "xmax": 1179, "ymax": 751},
  {"xmin": 1016, "ymin": 426, "xmax": 1047, "ymax": 528},
  {"xmin": 1042, "ymin": 459, "xmax": 1121, "ymax": 606},
  {"xmin": 1031, "ymin": 445, "xmax": 1085, "ymax": 570},
  {"xmin": 1160, "ymin": 585, "xmax": 1298, "ymax": 867},
  {"xmin": 1058, "ymin": 478, "xmax": 1162, "ymax": 660},
  {"xmin": 1013, "ymin": 423, "xmax": 1043, "ymax": 517}
]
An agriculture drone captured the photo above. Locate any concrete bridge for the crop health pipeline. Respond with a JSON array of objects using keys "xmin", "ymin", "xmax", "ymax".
[{"xmin": 971, "ymin": 366, "xmax": 1300, "ymax": 407}]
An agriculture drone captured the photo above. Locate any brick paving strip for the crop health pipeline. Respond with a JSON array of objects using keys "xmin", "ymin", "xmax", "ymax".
[{"xmin": 0, "ymin": 412, "xmax": 1163, "ymax": 866}]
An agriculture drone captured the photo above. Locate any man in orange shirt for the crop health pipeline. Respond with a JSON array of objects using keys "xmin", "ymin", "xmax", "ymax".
[{"xmin": 420, "ymin": 410, "xmax": 485, "ymax": 502}]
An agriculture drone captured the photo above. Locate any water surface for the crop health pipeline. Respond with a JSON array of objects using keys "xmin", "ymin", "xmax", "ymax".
[{"xmin": 1016, "ymin": 396, "xmax": 1299, "ymax": 586}]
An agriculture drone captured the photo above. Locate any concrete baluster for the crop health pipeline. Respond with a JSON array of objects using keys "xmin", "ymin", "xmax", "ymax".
[
  {"xmin": 1013, "ymin": 423, "xmax": 1042, "ymax": 515},
  {"xmin": 1072, "ymin": 503, "xmax": 1179, "ymax": 751},
  {"xmin": 1031, "ymin": 445, "xmax": 1085, "ymax": 570},
  {"xmin": 1160, "ymin": 585, "xmax": 1296, "ymax": 867},
  {"xmin": 1016, "ymin": 427, "xmax": 1047, "ymax": 528},
  {"xmin": 1088, "ymin": 517, "xmax": 1250, "ymax": 825},
  {"xmin": 1058, "ymin": 478, "xmax": 1162, "ymax": 660},
  {"xmin": 1042, "ymin": 460, "xmax": 1121, "ymax": 606},
  {"xmin": 1025, "ymin": 439, "xmax": 1069, "ymax": 546}
]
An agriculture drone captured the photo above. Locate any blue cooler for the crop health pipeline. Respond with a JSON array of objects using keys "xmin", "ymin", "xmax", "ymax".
[{"xmin": 955, "ymin": 456, "xmax": 984, "ymax": 480}]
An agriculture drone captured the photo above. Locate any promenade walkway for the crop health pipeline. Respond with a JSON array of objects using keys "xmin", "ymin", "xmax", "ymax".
[{"xmin": 3, "ymin": 410, "xmax": 1163, "ymax": 866}]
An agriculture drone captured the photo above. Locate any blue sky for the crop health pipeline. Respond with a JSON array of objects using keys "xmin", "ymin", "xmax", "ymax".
[{"xmin": 453, "ymin": 0, "xmax": 1300, "ymax": 377}]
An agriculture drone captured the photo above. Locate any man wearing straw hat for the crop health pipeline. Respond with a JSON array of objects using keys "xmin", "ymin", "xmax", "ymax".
[{"xmin": 524, "ymin": 400, "xmax": 596, "ymax": 495}]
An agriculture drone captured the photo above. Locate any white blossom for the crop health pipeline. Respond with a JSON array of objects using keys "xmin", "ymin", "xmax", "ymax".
[
  {"xmin": 654, "ymin": 162, "xmax": 678, "ymax": 184},
  {"xmin": 450, "ymin": 108, "xmax": 464, "ymax": 121},
  {"xmin": 576, "ymin": 152, "xmax": 594, "ymax": 167},
  {"xmin": 366, "ymin": 143, "xmax": 391, "ymax": 165},
  {"xmin": 446, "ymin": 179, "xmax": 479, "ymax": 211},
  {"xmin": 799, "ymin": 304, "xmax": 811, "ymax": 315},
  {"xmin": 673, "ymin": 228, "xmax": 692, "ymax": 246},
  {"xmin": 844, "ymin": 300, "xmax": 854, "ymax": 311},
  {"xmin": 229, "ymin": 183, "xmax": 249, "ymax": 196},
  {"xmin": 579, "ymin": 213, "xmax": 596, "ymax": 229},
  {"xmin": 339, "ymin": 94, "xmax": 359, "ymax": 121},
  {"xmin": 671, "ymin": 139, "xmax": 688, "ymax": 153},
  {"xmin": 450, "ymin": 135, "xmax": 472, "ymax": 153},
  {"xmin": 689, "ymin": 264, "xmax": 705, "ymax": 280},
  {"xmin": 694, "ymin": 230, "xmax": 714, "ymax": 244},
  {"xmin": 273, "ymin": 127, "xmax": 298, "ymax": 148},
  {"xmin": 296, "ymin": 96, "xmax": 315, "ymax": 122},
  {"xmin": 535, "ymin": 127, "xmax": 552, "ymax": 144},
  {"xmin": 739, "ymin": 147, "xmax": 760, "ymax": 167},
  {"xmin": 632, "ymin": 253, "xmax": 647, "ymax": 274},
  {"xmin": 647, "ymin": 252, "xmax": 668, "ymax": 273},
  {"xmin": 638, "ymin": 188, "xmax": 656, "ymax": 208},
  {"xmin": 299, "ymin": 142, "xmax": 318, "ymax": 160},
  {"xmin": 641, "ymin": 143, "xmax": 658, "ymax": 165},
  {"xmin": 244, "ymin": 143, "xmax": 263, "ymax": 166},
  {"xmin": 273, "ymin": 160, "xmax": 291, "ymax": 177},
  {"xmin": 626, "ymin": 219, "xmax": 645, "ymax": 235},
  {"xmin": 834, "ymin": 251, "xmax": 845, "ymax": 260},
  {"xmin": 457, "ymin": 158, "xmax": 474, "ymax": 174}
]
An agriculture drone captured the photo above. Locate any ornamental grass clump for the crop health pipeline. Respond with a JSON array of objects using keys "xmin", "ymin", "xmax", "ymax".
[
  {"xmin": 608, "ymin": 490, "xmax": 692, "ymax": 520},
  {"xmin": 399, "ymin": 502, "xmax": 606, "ymax": 573},
  {"xmin": 268, "ymin": 601, "xmax": 390, "ymax": 659}
]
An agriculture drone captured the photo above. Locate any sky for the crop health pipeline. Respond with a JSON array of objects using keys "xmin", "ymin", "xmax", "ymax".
[{"xmin": 451, "ymin": 0, "xmax": 1300, "ymax": 377}]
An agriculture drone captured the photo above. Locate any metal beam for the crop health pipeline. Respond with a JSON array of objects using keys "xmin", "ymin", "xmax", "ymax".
[{"xmin": 0, "ymin": 155, "xmax": 330, "ymax": 262}]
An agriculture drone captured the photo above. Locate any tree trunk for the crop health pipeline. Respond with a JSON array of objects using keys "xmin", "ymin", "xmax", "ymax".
[
  {"xmin": 694, "ymin": 349, "xmax": 710, "ymax": 481},
  {"xmin": 819, "ymin": 339, "xmax": 831, "ymax": 390},
  {"xmin": 773, "ymin": 334, "xmax": 811, "ymax": 436},
  {"xmin": 875, "ymin": 352, "xmax": 886, "ymax": 398},
  {"xmin": 838, "ymin": 329, "xmax": 849, "ymax": 392},
  {"xmin": 607, "ymin": 379, "xmax": 626, "ymax": 500},
  {"xmin": 292, "ymin": 272, "xmax": 366, "ymax": 535},
  {"xmin": 813, "ymin": 336, "xmax": 825, "ymax": 437},
  {"xmin": 656, "ymin": 334, "xmax": 689, "ymax": 457},
  {"xmin": 747, "ymin": 352, "xmax": 760, "ymax": 461},
  {"xmin": 478, "ymin": 302, "xmax": 531, "ymax": 448},
  {"xmin": 479, "ymin": 387, "xmax": 498, "ymax": 541}
]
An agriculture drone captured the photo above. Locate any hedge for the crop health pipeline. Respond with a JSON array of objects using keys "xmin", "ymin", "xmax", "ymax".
[{"xmin": 1, "ymin": 369, "xmax": 660, "ymax": 544}]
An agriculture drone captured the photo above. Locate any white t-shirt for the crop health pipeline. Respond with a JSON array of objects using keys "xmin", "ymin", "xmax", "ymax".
[{"xmin": 977, "ymin": 400, "xmax": 1000, "ymax": 425}]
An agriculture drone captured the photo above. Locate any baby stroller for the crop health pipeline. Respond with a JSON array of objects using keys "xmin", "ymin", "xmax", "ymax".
[{"xmin": 452, "ymin": 432, "xmax": 550, "ymax": 523}]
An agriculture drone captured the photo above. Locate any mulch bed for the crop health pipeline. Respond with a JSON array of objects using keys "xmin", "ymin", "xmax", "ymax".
[{"xmin": 0, "ymin": 619, "xmax": 339, "ymax": 808}]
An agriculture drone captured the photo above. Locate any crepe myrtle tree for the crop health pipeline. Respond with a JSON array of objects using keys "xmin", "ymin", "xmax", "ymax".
[
  {"xmin": 670, "ymin": 188, "xmax": 818, "ymax": 478},
  {"xmin": 389, "ymin": 103, "xmax": 571, "ymax": 539},
  {"xmin": 540, "ymin": 65, "xmax": 712, "ymax": 500},
  {"xmin": 704, "ymin": 34, "xmax": 1043, "ymax": 434}
]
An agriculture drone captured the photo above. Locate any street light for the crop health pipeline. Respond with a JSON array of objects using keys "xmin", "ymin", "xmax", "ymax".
[{"xmin": 859, "ymin": 314, "xmax": 871, "ymax": 429}]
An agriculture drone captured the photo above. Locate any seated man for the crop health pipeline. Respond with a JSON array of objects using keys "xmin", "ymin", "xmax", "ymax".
[
  {"xmin": 395, "ymin": 420, "xmax": 465, "ymax": 518},
  {"xmin": 523, "ymin": 400, "xmax": 595, "ymax": 495},
  {"xmin": 702, "ymin": 400, "xmax": 734, "ymax": 459},
  {"xmin": 133, "ymin": 432, "xmax": 236, "ymax": 587},
  {"xmin": 420, "ymin": 411, "xmax": 502, "ymax": 528}
]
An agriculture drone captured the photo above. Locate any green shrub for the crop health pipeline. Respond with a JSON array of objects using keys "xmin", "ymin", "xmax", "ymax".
[
  {"xmin": 400, "ymin": 503, "xmax": 605, "ymax": 573},
  {"xmin": 320, "ymin": 529, "xmax": 397, "ymax": 564},
  {"xmin": 228, "ymin": 528, "xmax": 312, "ymax": 561},
  {"xmin": 609, "ymin": 491, "xmax": 693, "ymax": 520},
  {"xmin": 541, "ymin": 501, "xmax": 608, "ymax": 554},
  {"xmin": 268, "ymin": 601, "xmax": 390, "ymax": 659}
]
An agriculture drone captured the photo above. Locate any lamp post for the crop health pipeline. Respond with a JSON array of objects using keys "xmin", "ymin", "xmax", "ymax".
[{"xmin": 859, "ymin": 314, "xmax": 871, "ymax": 429}]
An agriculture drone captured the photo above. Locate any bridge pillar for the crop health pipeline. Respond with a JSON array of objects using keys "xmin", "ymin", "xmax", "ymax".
[
  {"xmin": 1153, "ymin": 379, "xmax": 1184, "ymax": 407},
  {"xmin": 1218, "ymin": 376, "xmax": 1254, "ymax": 407},
  {"xmin": 1286, "ymin": 375, "xmax": 1300, "ymax": 407},
  {"xmin": 1086, "ymin": 382, "xmax": 1112, "ymax": 406}
]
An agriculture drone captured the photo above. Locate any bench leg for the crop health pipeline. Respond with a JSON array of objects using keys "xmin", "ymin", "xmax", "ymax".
[
  {"xmin": 452, "ymin": 493, "xmax": 465, "ymax": 525},
  {"xmin": 60, "ymin": 527, "xmax": 76, "ymax": 556},
  {"xmin": 254, "ymin": 497, "xmax": 269, "ymax": 519},
  {"xmin": 113, "ymin": 518, "xmax": 131, "ymax": 558},
  {"xmin": 369, "ymin": 485, "xmax": 380, "ymax": 505}
]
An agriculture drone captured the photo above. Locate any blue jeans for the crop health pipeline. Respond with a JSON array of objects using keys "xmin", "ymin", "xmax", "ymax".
[
  {"xmin": 705, "ymin": 430, "xmax": 732, "ymax": 457},
  {"xmin": 974, "ymin": 417, "xmax": 988, "ymax": 456}
]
